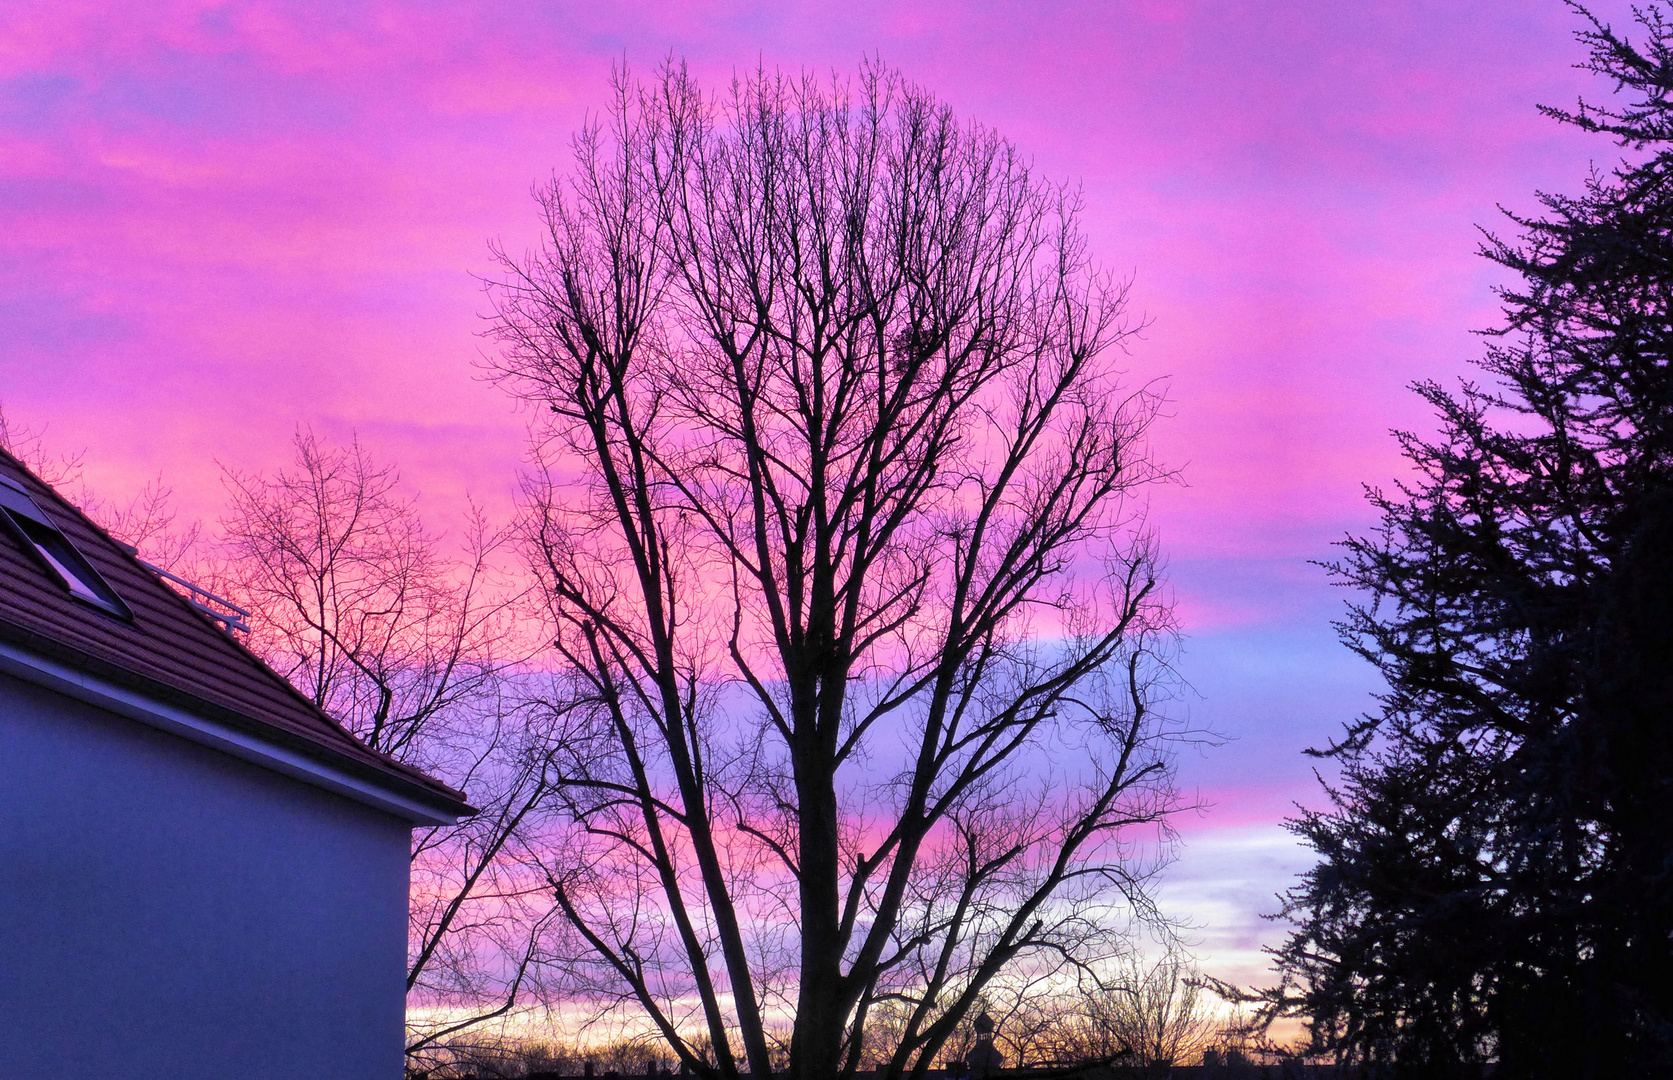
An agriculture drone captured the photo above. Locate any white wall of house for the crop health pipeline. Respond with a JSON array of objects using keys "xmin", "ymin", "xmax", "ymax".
[{"xmin": 0, "ymin": 670, "xmax": 412, "ymax": 1080}]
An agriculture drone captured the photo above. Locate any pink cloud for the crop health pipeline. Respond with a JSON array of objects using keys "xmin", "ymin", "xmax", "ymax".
[{"xmin": 0, "ymin": 0, "xmax": 1643, "ymax": 989}]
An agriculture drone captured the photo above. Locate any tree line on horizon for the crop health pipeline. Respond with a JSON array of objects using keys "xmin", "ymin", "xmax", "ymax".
[{"xmin": 5, "ymin": 3, "xmax": 1671, "ymax": 1079}]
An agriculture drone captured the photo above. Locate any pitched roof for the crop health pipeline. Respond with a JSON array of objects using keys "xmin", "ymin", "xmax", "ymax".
[{"xmin": 0, "ymin": 447, "xmax": 472, "ymax": 820}]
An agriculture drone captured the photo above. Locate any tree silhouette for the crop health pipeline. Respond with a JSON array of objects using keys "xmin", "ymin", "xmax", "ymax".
[
  {"xmin": 215, "ymin": 430, "xmax": 560, "ymax": 1068},
  {"xmin": 1274, "ymin": 6, "xmax": 1673, "ymax": 1076},
  {"xmin": 488, "ymin": 61, "xmax": 1181, "ymax": 1080}
]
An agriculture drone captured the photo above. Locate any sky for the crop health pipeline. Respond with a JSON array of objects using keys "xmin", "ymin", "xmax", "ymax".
[{"xmin": 0, "ymin": 0, "xmax": 1645, "ymax": 999}]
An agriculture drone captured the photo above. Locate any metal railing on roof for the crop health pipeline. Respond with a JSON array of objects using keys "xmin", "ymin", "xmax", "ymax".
[{"xmin": 136, "ymin": 558, "xmax": 252, "ymax": 635}]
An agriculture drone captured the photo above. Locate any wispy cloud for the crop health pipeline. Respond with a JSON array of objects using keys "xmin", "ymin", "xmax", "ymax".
[{"xmin": 0, "ymin": 0, "xmax": 1636, "ymax": 989}]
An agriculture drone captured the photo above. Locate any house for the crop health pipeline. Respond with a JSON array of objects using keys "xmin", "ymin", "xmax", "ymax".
[{"xmin": 0, "ymin": 448, "xmax": 473, "ymax": 1080}]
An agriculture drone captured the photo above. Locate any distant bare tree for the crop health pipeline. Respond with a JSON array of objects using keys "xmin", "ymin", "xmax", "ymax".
[
  {"xmin": 217, "ymin": 430, "xmax": 508, "ymax": 760},
  {"xmin": 214, "ymin": 430, "xmax": 559, "ymax": 1063},
  {"xmin": 1092, "ymin": 951, "xmax": 1220, "ymax": 1068},
  {"xmin": 0, "ymin": 403, "xmax": 84, "ymax": 490},
  {"xmin": 0, "ymin": 403, "xmax": 197, "ymax": 565},
  {"xmin": 489, "ymin": 60, "xmax": 1181, "ymax": 1080},
  {"xmin": 0, "ymin": 408, "xmax": 567, "ymax": 1063},
  {"xmin": 94, "ymin": 476, "xmax": 203, "ymax": 569},
  {"xmin": 984, "ymin": 949, "xmax": 1221, "ymax": 1069}
]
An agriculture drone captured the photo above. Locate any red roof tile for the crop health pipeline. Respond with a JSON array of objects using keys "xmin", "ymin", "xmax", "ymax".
[{"xmin": 0, "ymin": 447, "xmax": 472, "ymax": 819}]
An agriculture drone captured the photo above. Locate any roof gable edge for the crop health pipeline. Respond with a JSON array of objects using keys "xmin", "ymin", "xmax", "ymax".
[{"xmin": 0, "ymin": 632, "xmax": 472, "ymax": 824}]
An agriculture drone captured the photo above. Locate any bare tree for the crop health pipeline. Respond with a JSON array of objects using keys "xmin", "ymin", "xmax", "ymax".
[
  {"xmin": 0, "ymin": 403, "xmax": 199, "ymax": 566},
  {"xmin": 1094, "ymin": 951, "xmax": 1220, "ymax": 1068},
  {"xmin": 216, "ymin": 430, "xmax": 507, "ymax": 760},
  {"xmin": 489, "ymin": 61, "xmax": 1181, "ymax": 1080},
  {"xmin": 0, "ymin": 403, "xmax": 84, "ymax": 490},
  {"xmin": 213, "ymin": 430, "xmax": 559, "ymax": 1063},
  {"xmin": 0, "ymin": 409, "xmax": 567, "ymax": 1062},
  {"xmin": 985, "ymin": 950, "xmax": 1223, "ymax": 1070}
]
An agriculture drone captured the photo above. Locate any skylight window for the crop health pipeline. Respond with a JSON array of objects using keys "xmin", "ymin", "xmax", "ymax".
[{"xmin": 0, "ymin": 475, "xmax": 131, "ymax": 619}]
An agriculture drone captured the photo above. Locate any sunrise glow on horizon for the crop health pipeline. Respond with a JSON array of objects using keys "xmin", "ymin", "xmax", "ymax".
[{"xmin": 0, "ymin": 0, "xmax": 1642, "ymax": 998}]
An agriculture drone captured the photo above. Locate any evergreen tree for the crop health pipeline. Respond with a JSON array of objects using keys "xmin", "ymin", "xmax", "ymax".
[{"xmin": 1273, "ymin": 6, "xmax": 1673, "ymax": 1077}]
